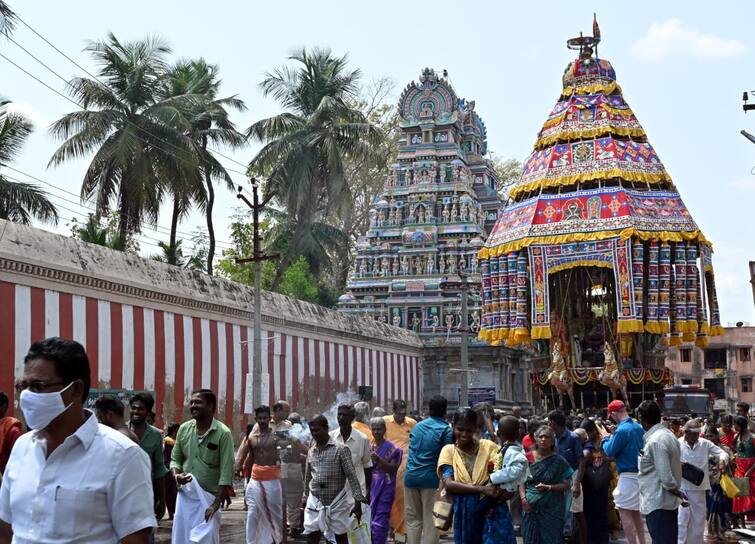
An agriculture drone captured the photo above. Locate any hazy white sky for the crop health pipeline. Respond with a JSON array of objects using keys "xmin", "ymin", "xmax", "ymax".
[{"xmin": 2, "ymin": 1, "xmax": 754, "ymax": 323}]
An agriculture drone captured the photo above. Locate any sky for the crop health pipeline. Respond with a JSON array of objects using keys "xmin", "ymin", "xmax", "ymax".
[{"xmin": 2, "ymin": 1, "xmax": 754, "ymax": 324}]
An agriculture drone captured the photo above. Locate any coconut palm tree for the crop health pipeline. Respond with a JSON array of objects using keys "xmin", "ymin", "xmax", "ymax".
[
  {"xmin": 160, "ymin": 59, "xmax": 246, "ymax": 274},
  {"xmin": 0, "ymin": 1, "xmax": 17, "ymax": 35},
  {"xmin": 247, "ymin": 47, "xmax": 382, "ymax": 289},
  {"xmin": 0, "ymin": 100, "xmax": 58, "ymax": 224},
  {"xmin": 48, "ymin": 33, "xmax": 200, "ymax": 249}
]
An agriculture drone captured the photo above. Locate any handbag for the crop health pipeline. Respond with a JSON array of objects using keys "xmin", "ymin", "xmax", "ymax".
[
  {"xmin": 433, "ymin": 446, "xmax": 455, "ymax": 531},
  {"xmin": 347, "ymin": 521, "xmax": 371, "ymax": 544},
  {"xmin": 433, "ymin": 480, "xmax": 454, "ymax": 531},
  {"xmin": 733, "ymin": 476, "xmax": 751, "ymax": 498},
  {"xmin": 721, "ymin": 473, "xmax": 740, "ymax": 499},
  {"xmin": 582, "ymin": 458, "xmax": 612, "ymax": 491},
  {"xmin": 681, "ymin": 462, "xmax": 705, "ymax": 487}
]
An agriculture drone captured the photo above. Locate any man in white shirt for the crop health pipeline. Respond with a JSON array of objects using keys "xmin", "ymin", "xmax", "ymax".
[
  {"xmin": 677, "ymin": 419, "xmax": 728, "ymax": 544},
  {"xmin": 0, "ymin": 337, "xmax": 155, "ymax": 544},
  {"xmin": 329, "ymin": 404, "xmax": 372, "ymax": 539},
  {"xmin": 636, "ymin": 400, "xmax": 684, "ymax": 544}
]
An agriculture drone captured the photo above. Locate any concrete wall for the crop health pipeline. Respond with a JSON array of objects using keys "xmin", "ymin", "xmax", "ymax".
[
  {"xmin": 665, "ymin": 326, "xmax": 755, "ymax": 411},
  {"xmin": 0, "ymin": 220, "xmax": 423, "ymax": 433}
]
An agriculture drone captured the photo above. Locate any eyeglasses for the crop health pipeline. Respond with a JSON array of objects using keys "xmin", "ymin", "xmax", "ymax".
[{"xmin": 14, "ymin": 380, "xmax": 67, "ymax": 394}]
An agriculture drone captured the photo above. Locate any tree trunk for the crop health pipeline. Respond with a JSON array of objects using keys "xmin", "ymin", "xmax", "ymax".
[
  {"xmin": 169, "ymin": 197, "xmax": 180, "ymax": 265},
  {"xmin": 116, "ymin": 195, "xmax": 128, "ymax": 252},
  {"xmin": 203, "ymin": 140, "xmax": 215, "ymax": 276},
  {"xmin": 270, "ymin": 223, "xmax": 305, "ymax": 291}
]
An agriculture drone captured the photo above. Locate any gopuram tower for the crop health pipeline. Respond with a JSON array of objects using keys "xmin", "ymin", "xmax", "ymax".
[{"xmin": 339, "ymin": 69, "xmax": 527, "ymax": 408}]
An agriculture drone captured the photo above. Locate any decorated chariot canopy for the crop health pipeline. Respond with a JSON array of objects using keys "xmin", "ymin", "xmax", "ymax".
[{"xmin": 477, "ymin": 18, "xmax": 723, "ymax": 371}]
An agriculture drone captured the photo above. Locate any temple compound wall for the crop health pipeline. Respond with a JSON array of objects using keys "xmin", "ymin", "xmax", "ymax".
[{"xmin": 0, "ymin": 220, "xmax": 424, "ymax": 434}]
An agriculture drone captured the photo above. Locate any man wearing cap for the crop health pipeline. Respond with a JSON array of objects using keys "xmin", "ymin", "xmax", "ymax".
[
  {"xmin": 601, "ymin": 400, "xmax": 646, "ymax": 544},
  {"xmin": 678, "ymin": 419, "xmax": 728, "ymax": 544}
]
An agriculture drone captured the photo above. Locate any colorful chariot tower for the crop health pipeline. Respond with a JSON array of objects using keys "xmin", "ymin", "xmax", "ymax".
[
  {"xmin": 477, "ymin": 20, "xmax": 724, "ymax": 410},
  {"xmin": 340, "ymin": 69, "xmax": 528, "ymax": 408}
]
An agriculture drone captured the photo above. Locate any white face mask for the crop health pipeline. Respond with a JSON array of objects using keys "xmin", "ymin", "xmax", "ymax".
[{"xmin": 19, "ymin": 382, "xmax": 74, "ymax": 430}]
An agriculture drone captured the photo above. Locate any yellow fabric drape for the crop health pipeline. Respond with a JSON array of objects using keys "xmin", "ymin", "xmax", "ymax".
[
  {"xmin": 535, "ymin": 126, "xmax": 647, "ymax": 149},
  {"xmin": 561, "ymin": 81, "xmax": 622, "ymax": 96},
  {"xmin": 436, "ymin": 439, "xmax": 499, "ymax": 484}
]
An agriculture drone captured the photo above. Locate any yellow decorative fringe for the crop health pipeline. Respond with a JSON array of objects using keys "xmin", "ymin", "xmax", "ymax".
[
  {"xmin": 668, "ymin": 334, "xmax": 682, "ymax": 347},
  {"xmin": 562, "ymin": 81, "xmax": 621, "ymax": 96},
  {"xmin": 477, "ymin": 228, "xmax": 709, "ymax": 260},
  {"xmin": 695, "ymin": 335, "xmax": 709, "ymax": 348},
  {"xmin": 709, "ymin": 325, "xmax": 725, "ymax": 337},
  {"xmin": 530, "ymin": 325, "xmax": 552, "ymax": 340},
  {"xmin": 548, "ymin": 259, "xmax": 614, "ymax": 274},
  {"xmin": 699, "ymin": 321, "xmax": 710, "ymax": 335},
  {"xmin": 535, "ymin": 126, "xmax": 648, "ymax": 149},
  {"xmin": 645, "ymin": 320, "xmax": 663, "ymax": 334},
  {"xmin": 682, "ymin": 331, "xmax": 696, "ymax": 342},
  {"xmin": 510, "ymin": 169, "xmax": 672, "ymax": 199},
  {"xmin": 617, "ymin": 319, "xmax": 644, "ymax": 334}
]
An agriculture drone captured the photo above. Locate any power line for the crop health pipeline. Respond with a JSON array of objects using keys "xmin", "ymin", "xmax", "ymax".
[
  {"xmin": 13, "ymin": 14, "xmax": 251, "ymax": 173},
  {"xmin": 3, "ymin": 166, "xmax": 235, "ymax": 249}
]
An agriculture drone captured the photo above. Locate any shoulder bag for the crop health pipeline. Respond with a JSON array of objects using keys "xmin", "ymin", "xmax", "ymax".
[{"xmin": 433, "ymin": 446, "xmax": 455, "ymax": 531}]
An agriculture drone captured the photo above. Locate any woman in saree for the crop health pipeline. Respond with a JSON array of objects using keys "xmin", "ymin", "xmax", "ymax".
[
  {"xmin": 369, "ymin": 417, "xmax": 402, "ymax": 544},
  {"xmin": 732, "ymin": 415, "xmax": 755, "ymax": 523},
  {"xmin": 437, "ymin": 408, "xmax": 516, "ymax": 544},
  {"xmin": 521, "ymin": 425, "xmax": 574, "ymax": 544}
]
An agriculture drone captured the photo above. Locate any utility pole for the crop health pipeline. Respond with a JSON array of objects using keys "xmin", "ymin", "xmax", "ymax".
[
  {"xmin": 441, "ymin": 271, "xmax": 470, "ymax": 407},
  {"xmin": 459, "ymin": 271, "xmax": 470, "ymax": 408},
  {"xmin": 236, "ymin": 178, "xmax": 277, "ymax": 409}
]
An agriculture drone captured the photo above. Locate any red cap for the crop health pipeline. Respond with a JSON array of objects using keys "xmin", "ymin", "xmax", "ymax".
[{"xmin": 607, "ymin": 400, "xmax": 626, "ymax": 415}]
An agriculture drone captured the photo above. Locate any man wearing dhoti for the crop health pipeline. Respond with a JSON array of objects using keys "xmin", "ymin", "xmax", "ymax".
[
  {"xmin": 301, "ymin": 415, "xmax": 368, "ymax": 544},
  {"xmin": 384, "ymin": 399, "xmax": 416, "ymax": 540},
  {"xmin": 171, "ymin": 389, "xmax": 235, "ymax": 544},
  {"xmin": 236, "ymin": 405, "xmax": 285, "ymax": 544}
]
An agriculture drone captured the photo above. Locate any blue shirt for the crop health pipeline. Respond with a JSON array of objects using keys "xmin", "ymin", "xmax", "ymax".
[
  {"xmin": 556, "ymin": 428, "xmax": 583, "ymax": 470},
  {"xmin": 404, "ymin": 416, "xmax": 454, "ymax": 489},
  {"xmin": 601, "ymin": 417, "xmax": 645, "ymax": 473}
]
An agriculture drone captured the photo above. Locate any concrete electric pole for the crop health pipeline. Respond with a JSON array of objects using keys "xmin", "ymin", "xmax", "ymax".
[{"xmin": 236, "ymin": 178, "xmax": 277, "ymax": 410}]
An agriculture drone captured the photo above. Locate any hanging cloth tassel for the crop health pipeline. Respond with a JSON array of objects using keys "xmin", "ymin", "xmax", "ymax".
[
  {"xmin": 673, "ymin": 243, "xmax": 688, "ymax": 336},
  {"xmin": 683, "ymin": 244, "xmax": 699, "ymax": 342},
  {"xmin": 513, "ymin": 251, "xmax": 530, "ymax": 344},
  {"xmin": 506, "ymin": 252, "xmax": 519, "ymax": 344},
  {"xmin": 632, "ymin": 238, "xmax": 645, "ymax": 326},
  {"xmin": 658, "ymin": 242, "xmax": 672, "ymax": 334},
  {"xmin": 645, "ymin": 241, "xmax": 661, "ymax": 333},
  {"xmin": 479, "ymin": 257, "xmax": 491, "ymax": 341},
  {"xmin": 497, "ymin": 255, "xmax": 509, "ymax": 343}
]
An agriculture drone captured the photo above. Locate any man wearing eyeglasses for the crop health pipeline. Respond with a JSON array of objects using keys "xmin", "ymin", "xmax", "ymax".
[{"xmin": 0, "ymin": 337, "xmax": 156, "ymax": 543}]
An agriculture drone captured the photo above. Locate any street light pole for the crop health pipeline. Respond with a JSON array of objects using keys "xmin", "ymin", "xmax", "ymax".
[
  {"xmin": 459, "ymin": 271, "xmax": 469, "ymax": 407},
  {"xmin": 236, "ymin": 178, "xmax": 277, "ymax": 409}
]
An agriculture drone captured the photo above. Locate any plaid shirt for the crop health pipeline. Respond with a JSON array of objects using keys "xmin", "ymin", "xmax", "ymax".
[{"xmin": 303, "ymin": 438, "xmax": 366, "ymax": 505}]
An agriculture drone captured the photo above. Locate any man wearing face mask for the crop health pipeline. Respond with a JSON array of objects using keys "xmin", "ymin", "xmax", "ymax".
[{"xmin": 0, "ymin": 337, "xmax": 155, "ymax": 543}]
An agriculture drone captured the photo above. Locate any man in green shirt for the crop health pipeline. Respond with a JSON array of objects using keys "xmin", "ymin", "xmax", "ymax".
[
  {"xmin": 128, "ymin": 393, "xmax": 168, "ymax": 520},
  {"xmin": 170, "ymin": 389, "xmax": 234, "ymax": 542}
]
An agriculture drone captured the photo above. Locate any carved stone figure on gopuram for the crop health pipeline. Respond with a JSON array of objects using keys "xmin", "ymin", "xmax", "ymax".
[
  {"xmin": 477, "ymin": 18, "xmax": 725, "ymax": 412},
  {"xmin": 339, "ymin": 69, "xmax": 525, "ymax": 406}
]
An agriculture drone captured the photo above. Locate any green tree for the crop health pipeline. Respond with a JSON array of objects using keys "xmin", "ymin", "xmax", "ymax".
[
  {"xmin": 489, "ymin": 152, "xmax": 521, "ymax": 201},
  {"xmin": 68, "ymin": 212, "xmax": 139, "ymax": 253},
  {"xmin": 49, "ymin": 33, "xmax": 200, "ymax": 249},
  {"xmin": 0, "ymin": 100, "xmax": 58, "ymax": 225},
  {"xmin": 161, "ymin": 59, "xmax": 246, "ymax": 274},
  {"xmin": 247, "ymin": 47, "xmax": 382, "ymax": 290}
]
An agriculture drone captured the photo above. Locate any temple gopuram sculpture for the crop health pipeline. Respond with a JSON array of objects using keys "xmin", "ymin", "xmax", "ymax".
[
  {"xmin": 477, "ymin": 19, "xmax": 724, "ymax": 411},
  {"xmin": 340, "ymin": 69, "xmax": 528, "ymax": 407}
]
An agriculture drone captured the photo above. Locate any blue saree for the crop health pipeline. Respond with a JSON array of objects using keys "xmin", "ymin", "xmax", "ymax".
[{"xmin": 522, "ymin": 453, "xmax": 573, "ymax": 544}]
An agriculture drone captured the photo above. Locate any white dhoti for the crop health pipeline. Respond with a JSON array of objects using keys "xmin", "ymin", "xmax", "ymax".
[
  {"xmin": 325, "ymin": 493, "xmax": 370, "ymax": 544},
  {"xmin": 678, "ymin": 488, "xmax": 706, "ymax": 544},
  {"xmin": 303, "ymin": 487, "xmax": 352, "ymax": 537},
  {"xmin": 246, "ymin": 477, "xmax": 284, "ymax": 544},
  {"xmin": 172, "ymin": 477, "xmax": 221, "ymax": 544},
  {"xmin": 613, "ymin": 472, "xmax": 640, "ymax": 511}
]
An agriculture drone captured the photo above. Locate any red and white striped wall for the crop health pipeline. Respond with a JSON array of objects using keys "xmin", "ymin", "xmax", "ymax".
[{"xmin": 0, "ymin": 281, "xmax": 422, "ymax": 430}]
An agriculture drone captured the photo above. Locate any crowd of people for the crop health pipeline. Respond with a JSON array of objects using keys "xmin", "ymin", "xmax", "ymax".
[{"xmin": 1, "ymin": 336, "xmax": 755, "ymax": 543}]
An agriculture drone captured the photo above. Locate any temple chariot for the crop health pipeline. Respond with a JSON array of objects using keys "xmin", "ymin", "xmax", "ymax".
[{"xmin": 477, "ymin": 19, "xmax": 725, "ymax": 412}]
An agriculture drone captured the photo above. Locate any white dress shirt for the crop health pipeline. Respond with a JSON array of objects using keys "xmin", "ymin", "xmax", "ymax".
[
  {"xmin": 678, "ymin": 436, "xmax": 728, "ymax": 491},
  {"xmin": 0, "ymin": 411, "xmax": 156, "ymax": 543},
  {"xmin": 330, "ymin": 427, "xmax": 371, "ymax": 495}
]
